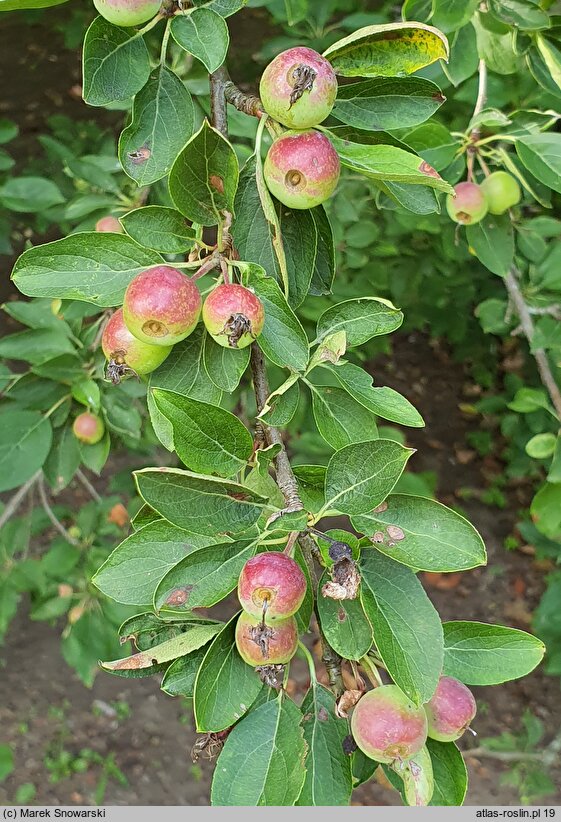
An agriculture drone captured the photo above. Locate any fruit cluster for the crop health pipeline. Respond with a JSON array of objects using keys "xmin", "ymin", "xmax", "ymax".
[
  {"xmin": 447, "ymin": 171, "xmax": 521, "ymax": 226},
  {"xmin": 98, "ymin": 264, "xmax": 263, "ymax": 381},
  {"xmin": 351, "ymin": 677, "xmax": 476, "ymax": 766},
  {"xmin": 234, "ymin": 552, "xmax": 306, "ymax": 668},
  {"xmin": 260, "ymin": 48, "xmax": 340, "ymax": 210}
]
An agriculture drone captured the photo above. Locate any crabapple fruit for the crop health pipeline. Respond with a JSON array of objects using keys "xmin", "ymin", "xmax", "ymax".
[
  {"xmin": 424, "ymin": 676, "xmax": 476, "ymax": 742},
  {"xmin": 351, "ymin": 685, "xmax": 428, "ymax": 764},
  {"xmin": 259, "ymin": 47, "xmax": 337, "ymax": 130},
  {"xmin": 202, "ymin": 283, "xmax": 264, "ymax": 349},
  {"xmin": 237, "ymin": 552, "xmax": 306, "ymax": 623},
  {"xmin": 72, "ymin": 412, "xmax": 105, "ymax": 445},
  {"xmin": 481, "ymin": 171, "xmax": 521, "ymax": 215},
  {"xmin": 446, "ymin": 181, "xmax": 488, "ymax": 225},
  {"xmin": 93, "ymin": 0, "xmax": 161, "ymax": 27},
  {"xmin": 235, "ymin": 611, "xmax": 298, "ymax": 666},
  {"xmin": 264, "ymin": 129, "xmax": 340, "ymax": 209},
  {"xmin": 123, "ymin": 266, "xmax": 201, "ymax": 347},
  {"xmin": 95, "ymin": 215, "xmax": 123, "ymax": 233},
  {"xmin": 102, "ymin": 308, "xmax": 172, "ymax": 377}
]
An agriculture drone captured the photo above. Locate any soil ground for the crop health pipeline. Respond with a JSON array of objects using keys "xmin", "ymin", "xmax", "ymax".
[{"xmin": 1, "ymin": 334, "xmax": 560, "ymax": 807}]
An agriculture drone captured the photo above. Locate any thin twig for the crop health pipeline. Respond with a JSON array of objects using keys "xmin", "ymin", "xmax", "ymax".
[
  {"xmin": 38, "ymin": 475, "xmax": 81, "ymax": 546},
  {"xmin": 505, "ymin": 270, "xmax": 561, "ymax": 420},
  {"xmin": 0, "ymin": 470, "xmax": 41, "ymax": 532},
  {"xmin": 76, "ymin": 469, "xmax": 102, "ymax": 503}
]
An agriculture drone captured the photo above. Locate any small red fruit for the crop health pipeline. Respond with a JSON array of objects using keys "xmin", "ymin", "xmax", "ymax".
[
  {"xmin": 102, "ymin": 308, "xmax": 172, "ymax": 377},
  {"xmin": 123, "ymin": 266, "xmax": 201, "ymax": 347},
  {"xmin": 238, "ymin": 552, "xmax": 306, "ymax": 623},
  {"xmin": 446, "ymin": 181, "xmax": 488, "ymax": 225},
  {"xmin": 351, "ymin": 685, "xmax": 428, "ymax": 764},
  {"xmin": 259, "ymin": 47, "xmax": 337, "ymax": 130},
  {"xmin": 202, "ymin": 283, "xmax": 264, "ymax": 349},
  {"xmin": 424, "ymin": 676, "xmax": 476, "ymax": 742},
  {"xmin": 95, "ymin": 215, "xmax": 123, "ymax": 233},
  {"xmin": 264, "ymin": 130, "xmax": 340, "ymax": 209},
  {"xmin": 235, "ymin": 611, "xmax": 298, "ymax": 666},
  {"xmin": 92, "ymin": 0, "xmax": 162, "ymax": 27},
  {"xmin": 72, "ymin": 412, "xmax": 105, "ymax": 445}
]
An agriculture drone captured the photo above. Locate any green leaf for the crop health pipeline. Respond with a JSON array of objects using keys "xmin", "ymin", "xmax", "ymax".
[
  {"xmin": 473, "ymin": 12, "xmax": 519, "ymax": 75},
  {"xmin": 309, "ymin": 384, "xmax": 379, "ymax": 450},
  {"xmin": 231, "ymin": 156, "xmax": 278, "ymax": 279},
  {"xmin": 0, "ymin": 177, "xmax": 64, "ymax": 213},
  {"xmin": 526, "ymin": 432, "xmax": 557, "ymax": 459},
  {"xmin": 490, "ymin": 0, "xmax": 550, "ymax": 31},
  {"xmin": 466, "ymin": 215, "xmax": 514, "ymax": 277},
  {"xmin": 211, "ymin": 694, "xmax": 307, "ymax": 805},
  {"xmin": 442, "ymin": 621, "xmax": 545, "ymax": 684},
  {"xmin": 150, "ymin": 326, "xmax": 222, "ymax": 404},
  {"xmin": 334, "ymin": 77, "xmax": 445, "ymax": 132},
  {"xmin": 121, "ymin": 206, "xmax": 196, "ymax": 254},
  {"xmin": 192, "ymin": 0, "xmax": 246, "ymax": 15},
  {"xmin": 323, "ymin": 22, "xmax": 449, "ymax": 78},
  {"xmin": 443, "ymin": 24, "xmax": 479, "ymax": 86},
  {"xmin": 328, "ymin": 134, "xmax": 453, "ymax": 194},
  {"xmin": 93, "ymin": 520, "xmax": 213, "ymax": 606},
  {"xmin": 82, "ymin": 17, "xmax": 150, "ymax": 107},
  {"xmin": 317, "ymin": 572, "xmax": 373, "ymax": 659},
  {"xmin": 401, "ymin": 122, "xmax": 457, "ymax": 172},
  {"xmin": 43, "ymin": 425, "xmax": 80, "ymax": 492},
  {"xmin": 277, "ymin": 205, "xmax": 335, "ymax": 307},
  {"xmin": 352, "ymin": 494, "xmax": 487, "ymax": 572},
  {"xmin": 135, "ymin": 467, "xmax": 267, "ymax": 536},
  {"xmin": 0, "ymin": 409, "xmax": 51, "ymax": 493},
  {"xmin": 516, "ymin": 133, "xmax": 561, "ymax": 194},
  {"xmin": 203, "ymin": 333, "xmax": 250, "ymax": 392},
  {"xmin": 316, "ymin": 297, "xmax": 403, "ymax": 347},
  {"xmin": 0, "ymin": 0, "xmax": 68, "ymax": 8},
  {"xmin": 259, "ymin": 379, "xmax": 300, "ymax": 427},
  {"xmin": 322, "ymin": 439, "xmax": 414, "ymax": 517},
  {"xmin": 169, "ymin": 120, "xmax": 239, "ymax": 226},
  {"xmin": 154, "ymin": 540, "xmax": 257, "ymax": 614},
  {"xmin": 171, "ymin": 8, "xmax": 229, "ymax": 73},
  {"xmin": 432, "ymin": 0, "xmax": 479, "ymax": 32},
  {"xmin": 531, "ymin": 482, "xmax": 561, "ymax": 540},
  {"xmin": 246, "ymin": 265, "xmax": 309, "ymax": 372},
  {"xmin": 0, "ymin": 328, "xmax": 76, "ymax": 366},
  {"xmin": 152, "ymin": 389, "xmax": 253, "ymax": 477},
  {"xmin": 119, "ymin": 67, "xmax": 195, "ymax": 186},
  {"xmin": 194, "ymin": 615, "xmax": 263, "ymax": 732},
  {"xmin": 360, "ymin": 550, "xmax": 443, "ymax": 704},
  {"xmin": 11, "ymin": 233, "xmax": 163, "ymax": 306},
  {"xmin": 427, "ymin": 739, "xmax": 468, "ymax": 806},
  {"xmin": 297, "ymin": 684, "xmax": 352, "ymax": 806},
  {"xmin": 72, "ymin": 379, "xmax": 101, "ymax": 411},
  {"xmin": 101, "ymin": 622, "xmax": 221, "ymax": 677},
  {"xmin": 0, "ymin": 744, "xmax": 14, "ymax": 782},
  {"xmin": 324, "ymin": 362, "xmax": 424, "ymax": 428},
  {"xmin": 161, "ymin": 644, "xmax": 209, "ymax": 697}
]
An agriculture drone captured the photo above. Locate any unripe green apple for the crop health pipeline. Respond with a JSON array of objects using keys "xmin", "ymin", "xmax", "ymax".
[
  {"xmin": 446, "ymin": 182, "xmax": 488, "ymax": 225},
  {"xmin": 95, "ymin": 215, "xmax": 123, "ymax": 233},
  {"xmin": 237, "ymin": 552, "xmax": 306, "ymax": 623},
  {"xmin": 93, "ymin": 0, "xmax": 161, "ymax": 27},
  {"xmin": 351, "ymin": 685, "xmax": 428, "ymax": 764},
  {"xmin": 202, "ymin": 283, "xmax": 264, "ymax": 349},
  {"xmin": 72, "ymin": 412, "xmax": 105, "ymax": 445},
  {"xmin": 481, "ymin": 171, "xmax": 521, "ymax": 215},
  {"xmin": 424, "ymin": 676, "xmax": 476, "ymax": 742},
  {"xmin": 102, "ymin": 308, "xmax": 171, "ymax": 376},
  {"xmin": 259, "ymin": 47, "xmax": 337, "ymax": 130},
  {"xmin": 235, "ymin": 611, "xmax": 298, "ymax": 666},
  {"xmin": 264, "ymin": 129, "xmax": 340, "ymax": 209},
  {"xmin": 123, "ymin": 266, "xmax": 201, "ymax": 347}
]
